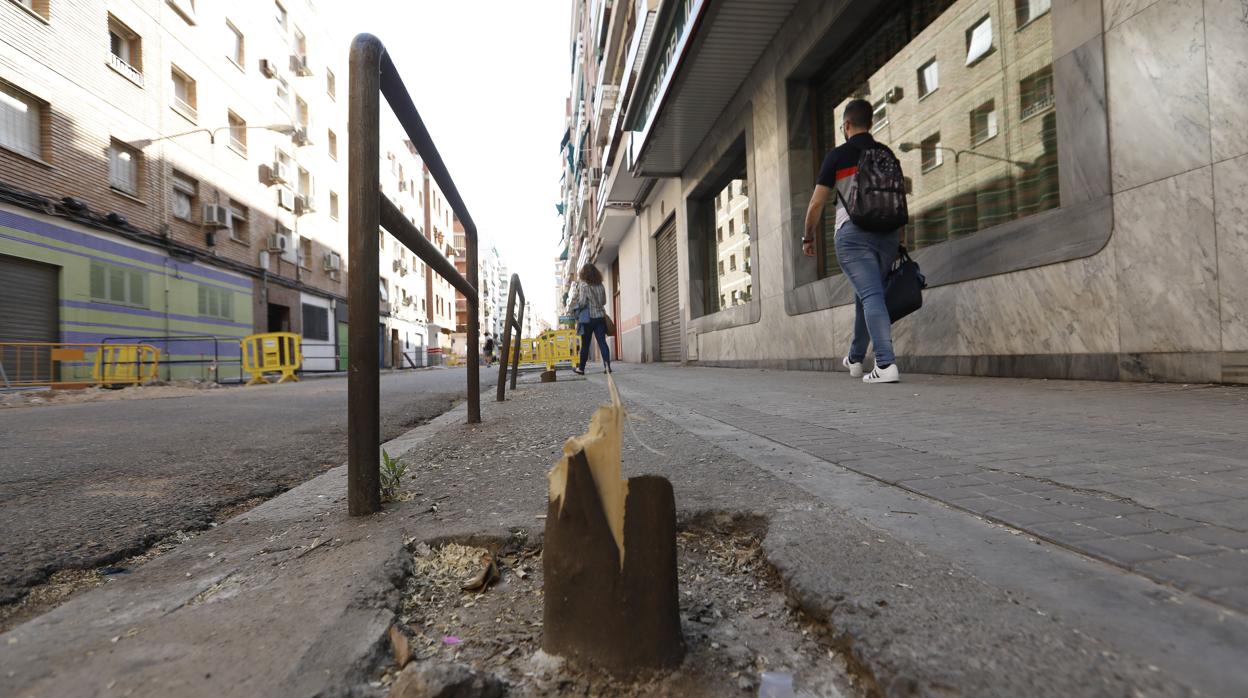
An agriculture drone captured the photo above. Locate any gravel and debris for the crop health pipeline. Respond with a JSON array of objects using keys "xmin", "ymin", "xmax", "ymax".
[{"xmin": 376, "ymin": 524, "xmax": 861, "ymax": 697}]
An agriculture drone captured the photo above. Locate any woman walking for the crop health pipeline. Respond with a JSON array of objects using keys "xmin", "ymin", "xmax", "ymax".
[{"xmin": 568, "ymin": 264, "xmax": 611, "ymax": 375}]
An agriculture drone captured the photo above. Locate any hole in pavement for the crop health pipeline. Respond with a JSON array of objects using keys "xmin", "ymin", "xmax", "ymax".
[{"xmin": 371, "ymin": 515, "xmax": 871, "ymax": 697}]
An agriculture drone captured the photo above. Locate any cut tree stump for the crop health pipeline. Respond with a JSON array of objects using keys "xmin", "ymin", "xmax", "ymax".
[
  {"xmin": 543, "ymin": 377, "xmax": 684, "ymax": 675},
  {"xmin": 540, "ymin": 370, "xmax": 557, "ymax": 383}
]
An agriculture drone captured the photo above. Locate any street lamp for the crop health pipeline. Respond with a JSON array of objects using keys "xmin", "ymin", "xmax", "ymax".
[
  {"xmin": 127, "ymin": 123, "xmax": 296, "ymax": 149},
  {"xmin": 897, "ymin": 142, "xmax": 1029, "ymax": 168}
]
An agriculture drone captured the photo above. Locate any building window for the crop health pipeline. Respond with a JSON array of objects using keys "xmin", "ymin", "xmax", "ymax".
[
  {"xmin": 716, "ymin": 227, "xmax": 722, "ymax": 243},
  {"xmin": 198, "ymin": 285, "xmax": 234, "ymax": 320},
  {"xmin": 108, "ymin": 139, "xmax": 141, "ymax": 196},
  {"xmin": 170, "ymin": 66, "xmax": 197, "ymax": 121},
  {"xmin": 90, "ymin": 262, "xmax": 147, "ymax": 307},
  {"xmin": 297, "ymin": 166, "xmax": 313, "ymax": 199},
  {"xmin": 171, "ymin": 170, "xmax": 197, "ymax": 221},
  {"xmin": 692, "ymin": 137, "xmax": 752, "ymax": 317},
  {"xmin": 228, "ymin": 199, "xmax": 248, "ymax": 242},
  {"xmin": 167, "ymin": 0, "xmax": 196, "ymax": 24},
  {"xmin": 326, "ymin": 69, "xmax": 336, "ymax": 99},
  {"xmin": 275, "ymin": 1, "xmax": 287, "ymax": 31},
  {"xmin": 327, "ymin": 129, "xmax": 337, "ymax": 159},
  {"xmin": 12, "ymin": 1, "xmax": 50, "ymax": 19},
  {"xmin": 809, "ymin": 0, "xmax": 1060, "ymax": 268},
  {"xmin": 295, "ymin": 95, "xmax": 309, "ymax": 129},
  {"xmin": 329, "ymin": 191, "xmax": 339, "ymax": 220},
  {"xmin": 917, "ymin": 58, "xmax": 938, "ymax": 98},
  {"xmin": 920, "ymin": 133, "xmax": 943, "ymax": 172},
  {"xmin": 1016, "ymin": 0, "xmax": 1051, "ymax": 27},
  {"xmin": 226, "ymin": 20, "xmax": 245, "ymax": 68},
  {"xmin": 108, "ymin": 15, "xmax": 143, "ymax": 83},
  {"xmin": 728, "ymin": 219, "xmax": 735, "ymax": 237},
  {"xmin": 1020, "ymin": 65, "xmax": 1055, "ymax": 121},
  {"xmin": 299, "ymin": 236, "xmax": 312, "ymax": 269},
  {"xmin": 966, "ymin": 15, "xmax": 993, "ymax": 65},
  {"xmin": 293, "ymin": 27, "xmax": 307, "ymax": 59},
  {"xmin": 275, "ymin": 77, "xmax": 291, "ymax": 112},
  {"xmin": 717, "ymin": 260, "xmax": 724, "ymax": 276},
  {"xmin": 302, "ymin": 303, "xmax": 329, "ymax": 340},
  {"xmin": 227, "ymin": 110, "xmax": 247, "ymax": 155},
  {"xmin": 0, "ymin": 82, "xmax": 44, "ymax": 161},
  {"xmin": 970, "ymin": 100, "xmax": 997, "ymax": 144},
  {"xmin": 870, "ymin": 98, "xmax": 888, "ymax": 133}
]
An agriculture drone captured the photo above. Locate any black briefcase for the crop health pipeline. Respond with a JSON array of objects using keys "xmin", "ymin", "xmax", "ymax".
[{"xmin": 885, "ymin": 246, "xmax": 926, "ymax": 323}]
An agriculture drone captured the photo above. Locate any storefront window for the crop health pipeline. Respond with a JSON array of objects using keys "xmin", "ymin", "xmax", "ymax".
[
  {"xmin": 704, "ymin": 174, "xmax": 752, "ymax": 313},
  {"xmin": 812, "ymin": 0, "xmax": 1059, "ymax": 277}
]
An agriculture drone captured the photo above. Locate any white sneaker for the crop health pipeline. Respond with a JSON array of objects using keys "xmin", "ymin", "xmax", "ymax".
[
  {"xmin": 842, "ymin": 356, "xmax": 863, "ymax": 378},
  {"xmin": 863, "ymin": 364, "xmax": 900, "ymax": 384}
]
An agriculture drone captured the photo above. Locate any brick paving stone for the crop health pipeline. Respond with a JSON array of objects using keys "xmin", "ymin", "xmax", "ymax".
[
  {"xmin": 1136, "ymin": 556, "xmax": 1248, "ymax": 594},
  {"xmin": 1121, "ymin": 512, "xmax": 1206, "ymax": 534},
  {"xmin": 1029, "ymin": 520, "xmax": 1108, "ymax": 543},
  {"xmin": 1182, "ymin": 526, "xmax": 1248, "ymax": 550},
  {"xmin": 1082, "ymin": 516, "xmax": 1158, "ymax": 537},
  {"xmin": 991, "ymin": 506, "xmax": 1066, "ymax": 527},
  {"xmin": 1075, "ymin": 538, "xmax": 1172, "ymax": 567},
  {"xmin": 1123, "ymin": 532, "xmax": 1223, "ymax": 558}
]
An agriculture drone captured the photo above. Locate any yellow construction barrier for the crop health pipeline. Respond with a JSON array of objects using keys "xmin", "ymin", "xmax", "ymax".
[
  {"xmin": 537, "ymin": 329, "xmax": 580, "ymax": 371},
  {"xmin": 94, "ymin": 344, "xmax": 162, "ymax": 387},
  {"xmin": 241, "ymin": 332, "xmax": 302, "ymax": 385},
  {"xmin": 0, "ymin": 342, "xmax": 160, "ymax": 389}
]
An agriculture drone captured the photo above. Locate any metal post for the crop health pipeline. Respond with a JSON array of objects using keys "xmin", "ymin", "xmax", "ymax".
[
  {"xmin": 466, "ymin": 228, "xmax": 481, "ymax": 424},
  {"xmin": 347, "ymin": 35, "xmax": 383, "ymax": 516},
  {"xmin": 510, "ymin": 294, "xmax": 523, "ymax": 391},
  {"xmin": 496, "ymin": 279, "xmax": 518, "ymax": 402}
]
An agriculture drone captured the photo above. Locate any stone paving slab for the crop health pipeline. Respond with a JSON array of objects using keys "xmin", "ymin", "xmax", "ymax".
[{"xmin": 609, "ymin": 364, "xmax": 1248, "ymax": 613}]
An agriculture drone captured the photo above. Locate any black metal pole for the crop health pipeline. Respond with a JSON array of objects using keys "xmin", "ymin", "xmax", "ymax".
[
  {"xmin": 510, "ymin": 290, "xmax": 523, "ymax": 391},
  {"xmin": 466, "ymin": 232, "xmax": 481, "ymax": 423},
  {"xmin": 347, "ymin": 34, "xmax": 383, "ymax": 516},
  {"xmin": 496, "ymin": 278, "xmax": 518, "ymax": 402}
]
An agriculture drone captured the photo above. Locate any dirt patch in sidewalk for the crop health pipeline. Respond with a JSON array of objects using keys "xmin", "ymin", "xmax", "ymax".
[
  {"xmin": 376, "ymin": 519, "xmax": 865, "ymax": 697},
  {"xmin": 0, "ymin": 381, "xmax": 226, "ymax": 409}
]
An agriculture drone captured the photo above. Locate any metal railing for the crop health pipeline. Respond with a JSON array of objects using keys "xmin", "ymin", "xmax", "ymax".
[
  {"xmin": 495, "ymin": 274, "xmax": 526, "ymax": 402},
  {"xmin": 0, "ymin": 342, "xmax": 160, "ymax": 389},
  {"xmin": 101, "ymin": 335, "xmax": 245, "ymax": 384},
  {"xmin": 348, "ymin": 34, "xmax": 484, "ymax": 516}
]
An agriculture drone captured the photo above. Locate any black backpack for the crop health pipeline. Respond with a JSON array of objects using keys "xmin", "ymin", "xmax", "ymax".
[{"xmin": 838, "ymin": 145, "xmax": 909, "ymax": 233}]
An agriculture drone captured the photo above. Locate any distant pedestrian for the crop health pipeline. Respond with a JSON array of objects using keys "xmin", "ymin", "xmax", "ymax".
[
  {"xmin": 802, "ymin": 98, "xmax": 908, "ymax": 384},
  {"xmin": 568, "ymin": 264, "xmax": 611, "ymax": 375},
  {"xmin": 482, "ymin": 332, "xmax": 496, "ymax": 367}
]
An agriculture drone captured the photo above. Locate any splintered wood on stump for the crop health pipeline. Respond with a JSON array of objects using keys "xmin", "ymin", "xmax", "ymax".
[{"xmin": 543, "ymin": 377, "xmax": 684, "ymax": 675}]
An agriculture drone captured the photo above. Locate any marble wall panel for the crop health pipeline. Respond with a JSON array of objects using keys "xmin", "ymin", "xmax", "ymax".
[
  {"xmin": 1052, "ymin": 0, "xmax": 1104, "ymax": 58},
  {"xmin": 1114, "ymin": 167, "xmax": 1220, "ymax": 352},
  {"xmin": 1056, "ymin": 37, "xmax": 1110, "ymax": 206},
  {"xmin": 1204, "ymin": 0, "xmax": 1248, "ymax": 163},
  {"xmin": 1103, "ymin": 0, "xmax": 1160, "ymax": 30},
  {"xmin": 1105, "ymin": 0, "xmax": 1210, "ymax": 192},
  {"xmin": 958, "ymin": 247, "xmax": 1119, "ymax": 355},
  {"xmin": 1213, "ymin": 154, "xmax": 1248, "ymax": 350}
]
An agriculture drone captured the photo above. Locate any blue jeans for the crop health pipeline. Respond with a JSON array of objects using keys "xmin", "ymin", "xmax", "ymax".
[
  {"xmin": 835, "ymin": 221, "xmax": 901, "ymax": 367},
  {"xmin": 577, "ymin": 317, "xmax": 611, "ymax": 370}
]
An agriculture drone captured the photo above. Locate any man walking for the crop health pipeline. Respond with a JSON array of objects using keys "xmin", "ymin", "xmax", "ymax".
[{"xmin": 802, "ymin": 98, "xmax": 905, "ymax": 384}]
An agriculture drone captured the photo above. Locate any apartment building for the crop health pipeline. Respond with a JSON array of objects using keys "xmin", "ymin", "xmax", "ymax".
[
  {"xmin": 561, "ymin": 0, "xmax": 1248, "ymax": 384},
  {"xmin": 376, "ymin": 132, "xmax": 430, "ymax": 368},
  {"xmin": 0, "ymin": 0, "xmax": 348, "ymax": 376},
  {"xmin": 422, "ymin": 164, "xmax": 458, "ymax": 360}
]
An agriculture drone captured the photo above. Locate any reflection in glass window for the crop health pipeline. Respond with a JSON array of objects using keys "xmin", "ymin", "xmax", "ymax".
[
  {"xmin": 703, "ymin": 175, "xmax": 752, "ymax": 314},
  {"xmin": 917, "ymin": 58, "xmax": 938, "ymax": 97},
  {"xmin": 811, "ymin": 0, "xmax": 1059, "ymax": 276},
  {"xmin": 965, "ymin": 16, "xmax": 993, "ymax": 65}
]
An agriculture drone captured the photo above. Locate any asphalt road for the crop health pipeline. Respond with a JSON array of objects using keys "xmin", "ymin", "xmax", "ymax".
[{"xmin": 0, "ymin": 368, "xmax": 494, "ymax": 605}]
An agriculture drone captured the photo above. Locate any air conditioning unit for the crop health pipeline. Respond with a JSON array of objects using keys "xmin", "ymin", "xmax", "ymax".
[
  {"xmin": 259, "ymin": 59, "xmax": 279, "ymax": 78},
  {"xmin": 277, "ymin": 188, "xmax": 296, "ymax": 210},
  {"xmin": 290, "ymin": 54, "xmax": 313, "ymax": 77},
  {"xmin": 263, "ymin": 160, "xmax": 289, "ymax": 186},
  {"xmin": 267, "ymin": 232, "xmax": 288, "ymax": 252},
  {"xmin": 292, "ymin": 128, "xmax": 313, "ymax": 147},
  {"xmin": 202, "ymin": 204, "xmax": 231, "ymax": 228},
  {"xmin": 294, "ymin": 194, "xmax": 315, "ymax": 216},
  {"xmin": 392, "ymin": 259, "xmax": 408, "ymax": 275},
  {"xmin": 398, "ymin": 179, "xmax": 408, "ymax": 192},
  {"xmin": 322, "ymin": 252, "xmax": 342, "ymax": 272}
]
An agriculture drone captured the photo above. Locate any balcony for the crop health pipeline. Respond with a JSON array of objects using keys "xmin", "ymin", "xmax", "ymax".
[{"xmin": 108, "ymin": 53, "xmax": 143, "ymax": 86}]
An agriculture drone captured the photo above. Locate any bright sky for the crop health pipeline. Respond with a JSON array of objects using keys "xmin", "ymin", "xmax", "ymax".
[{"xmin": 329, "ymin": 0, "xmax": 572, "ymax": 327}]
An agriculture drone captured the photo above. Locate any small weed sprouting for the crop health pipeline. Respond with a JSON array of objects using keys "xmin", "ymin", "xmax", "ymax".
[{"xmin": 380, "ymin": 449, "xmax": 408, "ymax": 502}]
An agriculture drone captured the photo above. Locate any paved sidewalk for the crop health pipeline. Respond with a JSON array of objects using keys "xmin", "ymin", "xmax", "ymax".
[
  {"xmin": 611, "ymin": 364, "xmax": 1248, "ymax": 613},
  {"xmin": 2, "ymin": 368, "xmax": 1244, "ymax": 697}
]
